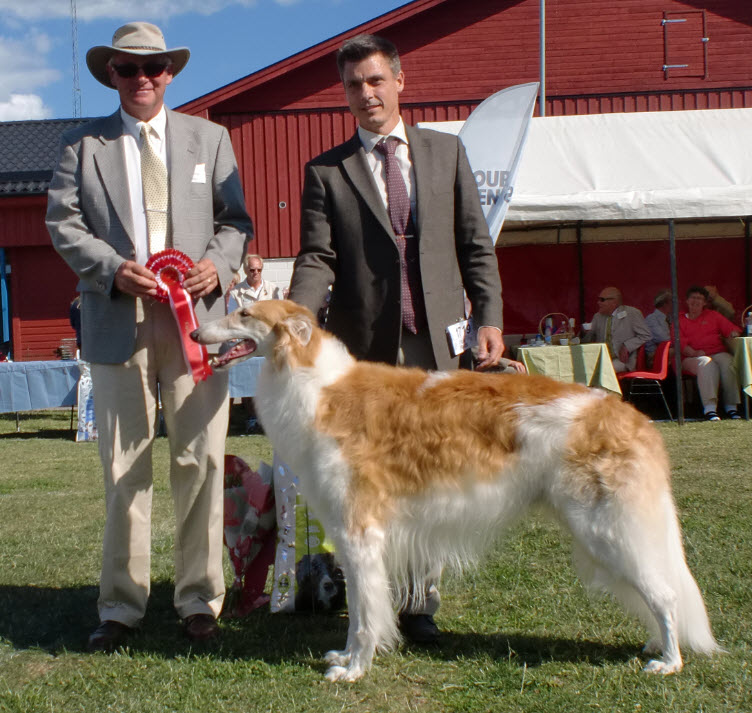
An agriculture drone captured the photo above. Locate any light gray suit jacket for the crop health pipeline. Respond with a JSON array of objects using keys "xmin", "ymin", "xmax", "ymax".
[
  {"xmin": 584, "ymin": 305, "xmax": 651, "ymax": 371},
  {"xmin": 288, "ymin": 125, "xmax": 503, "ymax": 371},
  {"xmin": 46, "ymin": 108, "xmax": 253, "ymax": 363}
]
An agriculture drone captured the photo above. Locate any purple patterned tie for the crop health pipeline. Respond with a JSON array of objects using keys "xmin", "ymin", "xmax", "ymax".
[{"xmin": 374, "ymin": 137, "xmax": 425, "ymax": 333}]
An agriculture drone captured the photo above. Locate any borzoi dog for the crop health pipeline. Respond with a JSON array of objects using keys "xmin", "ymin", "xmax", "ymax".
[{"xmin": 193, "ymin": 299, "xmax": 721, "ymax": 682}]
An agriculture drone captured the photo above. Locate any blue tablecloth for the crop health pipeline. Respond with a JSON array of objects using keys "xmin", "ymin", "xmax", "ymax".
[
  {"xmin": 0, "ymin": 361, "xmax": 80, "ymax": 413},
  {"xmin": 0, "ymin": 358, "xmax": 264, "ymax": 414}
]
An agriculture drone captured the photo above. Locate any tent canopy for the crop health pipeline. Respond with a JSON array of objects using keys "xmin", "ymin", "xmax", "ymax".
[{"xmin": 426, "ymin": 108, "xmax": 752, "ymax": 225}]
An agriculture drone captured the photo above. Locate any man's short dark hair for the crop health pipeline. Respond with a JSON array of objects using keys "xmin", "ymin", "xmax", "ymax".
[
  {"xmin": 686, "ymin": 285, "xmax": 709, "ymax": 301},
  {"xmin": 336, "ymin": 34, "xmax": 401, "ymax": 79}
]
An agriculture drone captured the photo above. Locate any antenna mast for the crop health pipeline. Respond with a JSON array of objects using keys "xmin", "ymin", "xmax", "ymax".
[{"xmin": 71, "ymin": 0, "xmax": 82, "ymax": 117}]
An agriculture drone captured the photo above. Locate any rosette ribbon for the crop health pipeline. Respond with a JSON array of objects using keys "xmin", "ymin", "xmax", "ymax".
[{"xmin": 145, "ymin": 249, "xmax": 213, "ymax": 383}]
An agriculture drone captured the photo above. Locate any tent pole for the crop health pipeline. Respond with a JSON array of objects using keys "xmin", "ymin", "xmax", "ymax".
[
  {"xmin": 745, "ymin": 216, "xmax": 751, "ymax": 307},
  {"xmin": 539, "ymin": 0, "xmax": 546, "ymax": 117},
  {"xmin": 669, "ymin": 219, "xmax": 684, "ymax": 425},
  {"xmin": 576, "ymin": 221, "xmax": 584, "ymax": 325}
]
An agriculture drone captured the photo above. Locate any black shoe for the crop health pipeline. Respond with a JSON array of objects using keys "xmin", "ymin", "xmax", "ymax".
[
  {"xmin": 725, "ymin": 409, "xmax": 742, "ymax": 420},
  {"xmin": 704, "ymin": 411, "xmax": 721, "ymax": 422},
  {"xmin": 184, "ymin": 613, "xmax": 220, "ymax": 642},
  {"xmin": 399, "ymin": 613, "xmax": 440, "ymax": 644},
  {"xmin": 87, "ymin": 620, "xmax": 133, "ymax": 652}
]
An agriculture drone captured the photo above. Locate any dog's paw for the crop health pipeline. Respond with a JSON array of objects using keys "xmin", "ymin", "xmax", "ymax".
[
  {"xmin": 643, "ymin": 658, "xmax": 683, "ymax": 675},
  {"xmin": 324, "ymin": 649, "xmax": 350, "ymax": 666},
  {"xmin": 325, "ymin": 664, "xmax": 365, "ymax": 682},
  {"xmin": 642, "ymin": 638, "xmax": 662, "ymax": 655}
]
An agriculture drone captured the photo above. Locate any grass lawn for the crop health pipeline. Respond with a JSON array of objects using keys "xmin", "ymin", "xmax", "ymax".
[{"xmin": 0, "ymin": 410, "xmax": 750, "ymax": 712}]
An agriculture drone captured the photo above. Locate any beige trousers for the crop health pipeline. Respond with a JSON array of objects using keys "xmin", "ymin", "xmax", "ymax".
[
  {"xmin": 682, "ymin": 351, "xmax": 740, "ymax": 411},
  {"xmin": 91, "ymin": 299, "xmax": 229, "ymax": 627}
]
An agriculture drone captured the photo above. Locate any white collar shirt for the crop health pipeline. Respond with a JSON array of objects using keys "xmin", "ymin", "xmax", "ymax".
[
  {"xmin": 358, "ymin": 118, "xmax": 417, "ymax": 222},
  {"xmin": 120, "ymin": 105, "xmax": 169, "ymax": 265}
]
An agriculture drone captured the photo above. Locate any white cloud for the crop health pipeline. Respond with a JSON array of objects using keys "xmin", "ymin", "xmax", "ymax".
[
  {"xmin": 0, "ymin": 94, "xmax": 51, "ymax": 120},
  {"xmin": 0, "ymin": 32, "xmax": 60, "ymax": 98},
  {"xmin": 0, "ymin": 0, "xmax": 258, "ymax": 22}
]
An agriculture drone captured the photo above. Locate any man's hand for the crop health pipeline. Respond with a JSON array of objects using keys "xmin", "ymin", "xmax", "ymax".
[
  {"xmin": 618, "ymin": 344, "xmax": 630, "ymax": 365},
  {"xmin": 184, "ymin": 258, "xmax": 219, "ymax": 299},
  {"xmin": 114, "ymin": 261, "xmax": 158, "ymax": 298},
  {"xmin": 475, "ymin": 326, "xmax": 504, "ymax": 371}
]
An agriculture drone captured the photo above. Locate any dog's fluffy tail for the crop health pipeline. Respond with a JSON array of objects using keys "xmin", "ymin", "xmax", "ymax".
[
  {"xmin": 574, "ymin": 490, "xmax": 722, "ymax": 657},
  {"xmin": 658, "ymin": 493, "xmax": 723, "ymax": 655}
]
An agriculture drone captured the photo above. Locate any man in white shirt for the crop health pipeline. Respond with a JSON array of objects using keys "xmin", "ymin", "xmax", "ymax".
[
  {"xmin": 288, "ymin": 34, "xmax": 505, "ymax": 644},
  {"xmin": 47, "ymin": 22, "xmax": 252, "ymax": 651},
  {"xmin": 228, "ymin": 254, "xmax": 281, "ymax": 312}
]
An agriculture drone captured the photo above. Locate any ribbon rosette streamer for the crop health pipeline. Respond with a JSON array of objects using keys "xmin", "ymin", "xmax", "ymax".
[{"xmin": 145, "ymin": 249, "xmax": 213, "ymax": 383}]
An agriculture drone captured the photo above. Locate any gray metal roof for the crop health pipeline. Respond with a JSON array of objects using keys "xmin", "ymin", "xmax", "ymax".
[{"xmin": 0, "ymin": 118, "xmax": 94, "ymax": 195}]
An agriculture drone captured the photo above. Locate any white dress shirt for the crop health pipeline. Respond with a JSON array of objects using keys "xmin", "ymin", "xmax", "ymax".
[
  {"xmin": 120, "ymin": 106, "xmax": 168, "ymax": 265},
  {"xmin": 358, "ymin": 118, "xmax": 417, "ymax": 222}
]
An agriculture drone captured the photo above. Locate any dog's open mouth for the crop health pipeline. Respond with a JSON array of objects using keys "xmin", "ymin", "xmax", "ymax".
[{"xmin": 210, "ymin": 339, "xmax": 257, "ymax": 368}]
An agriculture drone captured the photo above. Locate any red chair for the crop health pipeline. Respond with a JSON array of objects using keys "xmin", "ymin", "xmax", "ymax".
[{"xmin": 617, "ymin": 341, "xmax": 673, "ymax": 421}]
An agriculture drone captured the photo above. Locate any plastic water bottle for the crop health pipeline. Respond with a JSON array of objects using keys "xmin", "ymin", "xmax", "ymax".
[{"xmin": 745, "ymin": 313, "xmax": 752, "ymax": 336}]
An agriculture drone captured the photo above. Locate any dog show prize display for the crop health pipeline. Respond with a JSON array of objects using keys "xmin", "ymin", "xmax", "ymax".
[
  {"xmin": 145, "ymin": 249, "xmax": 213, "ymax": 383},
  {"xmin": 222, "ymin": 455, "xmax": 276, "ymax": 617},
  {"xmin": 270, "ymin": 455, "xmax": 346, "ymax": 614}
]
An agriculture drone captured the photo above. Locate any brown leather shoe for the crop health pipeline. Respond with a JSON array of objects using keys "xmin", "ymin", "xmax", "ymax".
[
  {"xmin": 184, "ymin": 613, "xmax": 220, "ymax": 642},
  {"xmin": 87, "ymin": 620, "xmax": 133, "ymax": 652}
]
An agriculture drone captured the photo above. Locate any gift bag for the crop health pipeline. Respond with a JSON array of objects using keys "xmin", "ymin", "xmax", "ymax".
[
  {"xmin": 222, "ymin": 455, "xmax": 276, "ymax": 617},
  {"xmin": 75, "ymin": 359, "xmax": 98, "ymax": 442},
  {"xmin": 270, "ymin": 455, "xmax": 346, "ymax": 613}
]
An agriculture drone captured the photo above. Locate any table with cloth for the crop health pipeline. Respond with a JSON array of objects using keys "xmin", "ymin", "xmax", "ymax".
[
  {"xmin": 0, "ymin": 358, "xmax": 265, "ymax": 414},
  {"xmin": 517, "ymin": 343, "xmax": 622, "ymax": 395}
]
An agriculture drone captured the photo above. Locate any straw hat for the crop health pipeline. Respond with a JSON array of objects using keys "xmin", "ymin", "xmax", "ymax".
[{"xmin": 86, "ymin": 22, "xmax": 190, "ymax": 88}]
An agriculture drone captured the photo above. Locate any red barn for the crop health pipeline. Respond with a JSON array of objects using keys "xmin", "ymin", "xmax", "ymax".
[{"xmin": 2, "ymin": 0, "xmax": 751, "ymax": 358}]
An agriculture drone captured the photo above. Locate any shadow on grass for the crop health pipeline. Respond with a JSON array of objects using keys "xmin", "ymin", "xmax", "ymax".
[{"xmin": 0, "ymin": 581, "xmax": 639, "ymax": 670}]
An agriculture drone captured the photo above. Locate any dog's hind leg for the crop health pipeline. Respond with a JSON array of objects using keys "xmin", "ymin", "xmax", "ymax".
[
  {"xmin": 567, "ymin": 506, "xmax": 685, "ymax": 674},
  {"xmin": 324, "ymin": 526, "xmax": 398, "ymax": 682}
]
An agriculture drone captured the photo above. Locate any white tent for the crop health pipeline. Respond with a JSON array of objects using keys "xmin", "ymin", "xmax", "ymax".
[{"xmin": 424, "ymin": 108, "xmax": 752, "ymax": 225}]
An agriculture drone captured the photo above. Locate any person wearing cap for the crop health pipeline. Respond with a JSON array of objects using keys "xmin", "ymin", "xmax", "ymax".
[
  {"xmin": 644, "ymin": 288, "xmax": 672, "ymax": 367},
  {"xmin": 46, "ymin": 22, "xmax": 253, "ymax": 651}
]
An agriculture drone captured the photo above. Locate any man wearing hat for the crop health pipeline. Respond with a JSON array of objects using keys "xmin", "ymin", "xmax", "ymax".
[{"xmin": 47, "ymin": 22, "xmax": 253, "ymax": 651}]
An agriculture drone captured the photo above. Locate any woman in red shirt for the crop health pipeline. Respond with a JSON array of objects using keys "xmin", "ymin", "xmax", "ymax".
[{"xmin": 679, "ymin": 285, "xmax": 741, "ymax": 421}]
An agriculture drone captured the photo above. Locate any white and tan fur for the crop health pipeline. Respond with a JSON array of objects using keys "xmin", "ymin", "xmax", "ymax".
[{"xmin": 193, "ymin": 300, "xmax": 721, "ymax": 682}]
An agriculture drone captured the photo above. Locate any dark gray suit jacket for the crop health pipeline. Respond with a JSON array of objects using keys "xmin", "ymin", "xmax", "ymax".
[
  {"xmin": 288, "ymin": 124, "xmax": 503, "ymax": 371},
  {"xmin": 46, "ymin": 108, "xmax": 253, "ymax": 363}
]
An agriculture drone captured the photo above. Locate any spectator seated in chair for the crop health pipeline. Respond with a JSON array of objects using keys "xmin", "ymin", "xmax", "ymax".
[{"xmin": 678, "ymin": 285, "xmax": 741, "ymax": 422}]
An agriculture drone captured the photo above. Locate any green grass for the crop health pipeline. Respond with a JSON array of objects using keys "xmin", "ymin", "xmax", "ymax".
[{"xmin": 0, "ymin": 411, "xmax": 750, "ymax": 712}]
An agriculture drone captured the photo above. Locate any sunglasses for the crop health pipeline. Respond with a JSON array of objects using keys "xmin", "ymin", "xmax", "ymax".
[
  {"xmin": 112, "ymin": 62, "xmax": 169, "ymax": 79},
  {"xmin": 247, "ymin": 268, "xmax": 262, "ymax": 273},
  {"xmin": 598, "ymin": 296, "xmax": 616, "ymax": 302}
]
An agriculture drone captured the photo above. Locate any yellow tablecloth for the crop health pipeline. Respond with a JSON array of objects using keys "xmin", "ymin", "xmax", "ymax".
[
  {"xmin": 517, "ymin": 343, "xmax": 622, "ymax": 395},
  {"xmin": 732, "ymin": 337, "xmax": 752, "ymax": 397}
]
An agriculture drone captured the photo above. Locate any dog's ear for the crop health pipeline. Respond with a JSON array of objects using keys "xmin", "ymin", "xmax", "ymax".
[{"xmin": 282, "ymin": 314, "xmax": 313, "ymax": 346}]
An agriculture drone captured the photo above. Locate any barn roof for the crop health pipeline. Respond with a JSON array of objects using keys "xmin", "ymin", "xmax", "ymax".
[
  {"xmin": 0, "ymin": 118, "xmax": 93, "ymax": 195},
  {"xmin": 178, "ymin": 0, "xmax": 446, "ymax": 115}
]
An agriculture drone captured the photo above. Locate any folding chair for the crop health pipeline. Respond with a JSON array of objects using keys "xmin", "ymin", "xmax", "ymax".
[{"xmin": 617, "ymin": 341, "xmax": 673, "ymax": 421}]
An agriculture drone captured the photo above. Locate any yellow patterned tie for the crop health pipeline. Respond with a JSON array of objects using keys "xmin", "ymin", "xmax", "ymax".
[
  {"xmin": 605, "ymin": 315, "xmax": 614, "ymax": 357},
  {"xmin": 140, "ymin": 124, "xmax": 169, "ymax": 254}
]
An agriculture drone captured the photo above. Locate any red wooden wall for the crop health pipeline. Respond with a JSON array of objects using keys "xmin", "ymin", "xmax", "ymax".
[{"xmin": 500, "ymin": 235, "xmax": 749, "ymax": 335}]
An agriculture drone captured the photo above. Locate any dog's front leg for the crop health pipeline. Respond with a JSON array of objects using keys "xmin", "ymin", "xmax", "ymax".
[{"xmin": 324, "ymin": 527, "xmax": 397, "ymax": 682}]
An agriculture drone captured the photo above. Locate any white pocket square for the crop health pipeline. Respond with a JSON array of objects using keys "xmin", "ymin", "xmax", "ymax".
[{"xmin": 192, "ymin": 163, "xmax": 206, "ymax": 183}]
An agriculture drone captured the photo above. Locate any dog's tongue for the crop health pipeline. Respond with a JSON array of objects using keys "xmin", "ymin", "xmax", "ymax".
[{"xmin": 210, "ymin": 339, "xmax": 257, "ymax": 368}]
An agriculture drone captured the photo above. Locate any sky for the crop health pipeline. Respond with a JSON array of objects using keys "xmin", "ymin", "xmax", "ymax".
[{"xmin": 0, "ymin": 0, "xmax": 410, "ymax": 122}]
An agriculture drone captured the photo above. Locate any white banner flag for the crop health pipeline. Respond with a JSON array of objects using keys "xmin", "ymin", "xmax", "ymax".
[{"xmin": 459, "ymin": 82, "xmax": 539, "ymax": 243}]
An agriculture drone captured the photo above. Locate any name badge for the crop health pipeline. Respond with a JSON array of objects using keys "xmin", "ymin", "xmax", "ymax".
[{"xmin": 446, "ymin": 317, "xmax": 477, "ymax": 357}]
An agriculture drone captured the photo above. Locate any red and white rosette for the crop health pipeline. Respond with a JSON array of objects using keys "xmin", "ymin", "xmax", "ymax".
[{"xmin": 145, "ymin": 249, "xmax": 213, "ymax": 384}]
